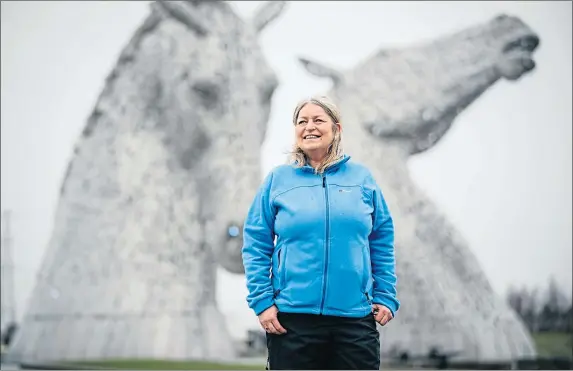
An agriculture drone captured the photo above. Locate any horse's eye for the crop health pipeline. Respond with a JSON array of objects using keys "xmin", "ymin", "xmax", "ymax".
[{"xmin": 191, "ymin": 80, "xmax": 220, "ymax": 109}]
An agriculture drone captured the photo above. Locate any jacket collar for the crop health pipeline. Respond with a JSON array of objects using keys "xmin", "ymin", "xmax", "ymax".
[{"xmin": 299, "ymin": 154, "xmax": 351, "ymax": 174}]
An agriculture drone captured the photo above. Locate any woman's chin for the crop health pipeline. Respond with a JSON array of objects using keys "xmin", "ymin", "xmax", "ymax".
[{"xmin": 301, "ymin": 146, "xmax": 327, "ymax": 157}]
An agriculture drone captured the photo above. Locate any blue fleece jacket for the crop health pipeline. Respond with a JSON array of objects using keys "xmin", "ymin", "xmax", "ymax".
[{"xmin": 242, "ymin": 155, "xmax": 399, "ymax": 318}]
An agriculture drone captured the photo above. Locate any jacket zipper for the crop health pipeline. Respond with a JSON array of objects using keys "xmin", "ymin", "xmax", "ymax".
[{"xmin": 320, "ymin": 174, "xmax": 330, "ymax": 314}]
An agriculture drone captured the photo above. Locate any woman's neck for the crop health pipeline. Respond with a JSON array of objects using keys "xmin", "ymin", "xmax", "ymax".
[
  {"xmin": 309, "ymin": 159, "xmax": 322, "ymax": 169},
  {"xmin": 306, "ymin": 150, "xmax": 327, "ymax": 169}
]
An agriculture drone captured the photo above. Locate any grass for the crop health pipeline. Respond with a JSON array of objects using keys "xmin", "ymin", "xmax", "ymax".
[
  {"xmin": 532, "ymin": 331, "xmax": 573, "ymax": 359},
  {"xmin": 67, "ymin": 359, "xmax": 265, "ymax": 370}
]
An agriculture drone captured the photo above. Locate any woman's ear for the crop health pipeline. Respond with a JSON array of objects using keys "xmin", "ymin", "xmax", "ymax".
[{"xmin": 335, "ymin": 122, "xmax": 342, "ymax": 134}]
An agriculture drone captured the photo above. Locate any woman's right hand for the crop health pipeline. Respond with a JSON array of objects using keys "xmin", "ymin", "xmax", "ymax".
[{"xmin": 258, "ymin": 305, "xmax": 287, "ymax": 335}]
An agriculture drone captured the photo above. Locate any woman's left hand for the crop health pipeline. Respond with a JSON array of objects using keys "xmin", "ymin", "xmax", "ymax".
[{"xmin": 372, "ymin": 304, "xmax": 393, "ymax": 326}]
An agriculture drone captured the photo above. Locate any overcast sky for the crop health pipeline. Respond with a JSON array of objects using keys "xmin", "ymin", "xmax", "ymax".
[{"xmin": 1, "ymin": 1, "xmax": 571, "ymax": 339}]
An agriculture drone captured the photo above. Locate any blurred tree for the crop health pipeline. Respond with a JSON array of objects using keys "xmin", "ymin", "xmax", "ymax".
[
  {"xmin": 565, "ymin": 305, "xmax": 572, "ymax": 333},
  {"xmin": 507, "ymin": 285, "xmax": 540, "ymax": 331},
  {"xmin": 506, "ymin": 278, "xmax": 572, "ymax": 333},
  {"xmin": 539, "ymin": 277, "xmax": 570, "ymax": 332}
]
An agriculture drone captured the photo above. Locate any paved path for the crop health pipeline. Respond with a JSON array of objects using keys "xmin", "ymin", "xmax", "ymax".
[{"xmin": 1, "ymin": 362, "xmax": 20, "ymax": 370}]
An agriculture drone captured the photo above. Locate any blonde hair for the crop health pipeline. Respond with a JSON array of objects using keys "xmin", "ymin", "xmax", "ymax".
[{"xmin": 289, "ymin": 95, "xmax": 344, "ymax": 174}]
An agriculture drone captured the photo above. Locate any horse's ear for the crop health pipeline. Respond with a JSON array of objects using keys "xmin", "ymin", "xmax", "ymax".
[
  {"xmin": 252, "ymin": 1, "xmax": 287, "ymax": 33},
  {"xmin": 155, "ymin": 1, "xmax": 210, "ymax": 36},
  {"xmin": 298, "ymin": 57, "xmax": 344, "ymax": 86}
]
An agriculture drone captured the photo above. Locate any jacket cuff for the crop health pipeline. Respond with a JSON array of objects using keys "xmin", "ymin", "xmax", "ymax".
[
  {"xmin": 253, "ymin": 296, "xmax": 275, "ymax": 316},
  {"xmin": 373, "ymin": 295, "xmax": 399, "ymax": 318}
]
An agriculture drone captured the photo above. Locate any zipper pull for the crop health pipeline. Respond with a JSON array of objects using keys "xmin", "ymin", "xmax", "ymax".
[{"xmin": 322, "ymin": 176, "xmax": 326, "ymax": 188}]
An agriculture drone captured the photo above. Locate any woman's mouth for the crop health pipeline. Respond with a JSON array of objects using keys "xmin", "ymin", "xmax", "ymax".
[{"xmin": 303, "ymin": 135, "xmax": 321, "ymax": 140}]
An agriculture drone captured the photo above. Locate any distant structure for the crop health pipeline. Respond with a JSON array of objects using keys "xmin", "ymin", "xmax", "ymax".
[
  {"xmin": 245, "ymin": 330, "xmax": 266, "ymax": 356},
  {"xmin": 299, "ymin": 15, "xmax": 540, "ymax": 361},
  {"xmin": 7, "ymin": 0, "xmax": 286, "ymax": 363},
  {"xmin": 1, "ymin": 210, "xmax": 18, "ymax": 346}
]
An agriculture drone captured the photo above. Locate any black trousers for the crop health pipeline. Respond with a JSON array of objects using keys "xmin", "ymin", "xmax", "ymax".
[{"xmin": 266, "ymin": 312, "xmax": 380, "ymax": 370}]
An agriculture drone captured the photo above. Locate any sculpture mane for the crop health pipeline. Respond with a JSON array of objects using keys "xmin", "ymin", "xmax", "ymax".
[
  {"xmin": 8, "ymin": 0, "xmax": 286, "ymax": 362},
  {"xmin": 299, "ymin": 14, "xmax": 540, "ymax": 361}
]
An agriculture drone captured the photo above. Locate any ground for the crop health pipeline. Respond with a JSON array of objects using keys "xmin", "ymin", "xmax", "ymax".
[
  {"xmin": 532, "ymin": 331, "xmax": 573, "ymax": 359},
  {"xmin": 2, "ymin": 332, "xmax": 569, "ymax": 370},
  {"xmin": 67, "ymin": 359, "xmax": 265, "ymax": 370}
]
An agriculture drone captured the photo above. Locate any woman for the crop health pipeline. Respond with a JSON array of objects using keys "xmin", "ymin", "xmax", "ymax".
[{"xmin": 242, "ymin": 96, "xmax": 399, "ymax": 370}]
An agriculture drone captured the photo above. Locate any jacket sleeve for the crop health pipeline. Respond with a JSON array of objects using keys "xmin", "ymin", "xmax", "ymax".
[
  {"xmin": 242, "ymin": 171, "xmax": 277, "ymax": 316},
  {"xmin": 366, "ymin": 174, "xmax": 400, "ymax": 317}
]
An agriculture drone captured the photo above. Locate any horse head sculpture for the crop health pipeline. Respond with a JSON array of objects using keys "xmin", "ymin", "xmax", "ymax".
[
  {"xmin": 8, "ymin": 0, "xmax": 287, "ymax": 362},
  {"xmin": 299, "ymin": 14, "xmax": 539, "ymax": 361}
]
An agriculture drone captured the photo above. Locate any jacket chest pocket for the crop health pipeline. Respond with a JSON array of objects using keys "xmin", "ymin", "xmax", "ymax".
[{"xmin": 328, "ymin": 185, "xmax": 373, "ymax": 235}]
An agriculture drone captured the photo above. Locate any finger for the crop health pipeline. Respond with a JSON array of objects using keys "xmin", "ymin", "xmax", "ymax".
[
  {"xmin": 266, "ymin": 322, "xmax": 279, "ymax": 334},
  {"xmin": 380, "ymin": 313, "xmax": 392, "ymax": 326},
  {"xmin": 261, "ymin": 322, "xmax": 271, "ymax": 333},
  {"xmin": 260, "ymin": 320, "xmax": 272, "ymax": 332},
  {"xmin": 271, "ymin": 318, "xmax": 287, "ymax": 334},
  {"xmin": 374, "ymin": 309, "xmax": 385, "ymax": 323}
]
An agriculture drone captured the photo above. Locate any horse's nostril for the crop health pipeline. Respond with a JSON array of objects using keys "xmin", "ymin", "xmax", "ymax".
[
  {"xmin": 503, "ymin": 34, "xmax": 540, "ymax": 53},
  {"xmin": 524, "ymin": 35, "xmax": 540, "ymax": 50}
]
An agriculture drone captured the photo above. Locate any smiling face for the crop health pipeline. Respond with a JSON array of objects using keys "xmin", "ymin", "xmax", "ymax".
[{"xmin": 294, "ymin": 103, "xmax": 341, "ymax": 162}]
